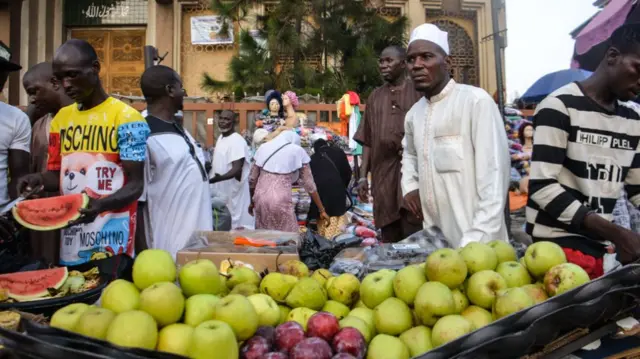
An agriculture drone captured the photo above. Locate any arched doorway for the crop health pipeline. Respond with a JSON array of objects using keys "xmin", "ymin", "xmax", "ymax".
[{"xmin": 429, "ymin": 19, "xmax": 478, "ymax": 87}]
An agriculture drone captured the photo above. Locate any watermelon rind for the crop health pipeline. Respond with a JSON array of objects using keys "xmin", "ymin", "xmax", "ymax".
[
  {"xmin": 0, "ymin": 267, "xmax": 69, "ymax": 301},
  {"xmin": 12, "ymin": 193, "xmax": 89, "ymax": 231}
]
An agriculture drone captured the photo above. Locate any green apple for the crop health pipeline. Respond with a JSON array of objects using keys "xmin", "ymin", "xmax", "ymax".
[
  {"xmin": 73, "ymin": 307, "xmax": 115, "ymax": 340},
  {"xmin": 496, "ymin": 261, "xmax": 533, "ymax": 288},
  {"xmin": 226, "ymin": 267, "xmax": 261, "ymax": 289},
  {"xmin": 373, "ymin": 297, "xmax": 413, "ymax": 336},
  {"xmin": 248, "ymin": 294, "xmax": 281, "ymax": 327},
  {"xmin": 287, "ymin": 307, "xmax": 317, "ymax": 330},
  {"xmin": 132, "ymin": 249, "xmax": 176, "ymax": 290},
  {"xmin": 139, "ymin": 281, "xmax": 185, "ymax": 327},
  {"xmin": 259, "ymin": 273, "xmax": 298, "ymax": 303},
  {"xmin": 488, "ymin": 240, "xmax": 517, "ymax": 264},
  {"xmin": 399, "ymin": 326, "xmax": 433, "ymax": 357},
  {"xmin": 414, "ymin": 282, "xmax": 455, "ymax": 326},
  {"xmin": 393, "ymin": 265, "xmax": 427, "ymax": 305},
  {"xmin": 521, "ymin": 283, "xmax": 549, "ymax": 304},
  {"xmin": 543, "ymin": 263, "xmax": 590, "ymax": 297},
  {"xmin": 466, "ymin": 270, "xmax": 507, "ymax": 309},
  {"xmin": 348, "ymin": 307, "xmax": 376, "ymax": 334},
  {"xmin": 188, "ymin": 320, "xmax": 238, "ymax": 359},
  {"xmin": 322, "ymin": 300, "xmax": 351, "ymax": 319},
  {"xmin": 100, "ymin": 279, "xmax": 140, "ymax": 314},
  {"xmin": 184, "ymin": 294, "xmax": 220, "ymax": 327},
  {"xmin": 50, "ymin": 303, "xmax": 90, "ymax": 331},
  {"xmin": 157, "ymin": 323, "xmax": 193, "ymax": 356},
  {"xmin": 524, "ymin": 241, "xmax": 567, "ymax": 278},
  {"xmin": 278, "ymin": 305, "xmax": 291, "ymax": 324},
  {"xmin": 353, "ymin": 299, "xmax": 368, "ymax": 309},
  {"xmin": 340, "ymin": 316, "xmax": 373, "ymax": 343},
  {"xmin": 431, "ymin": 315, "xmax": 475, "ymax": 347},
  {"xmin": 213, "ymin": 294, "xmax": 258, "ymax": 340},
  {"xmin": 106, "ymin": 310, "xmax": 158, "ymax": 350},
  {"xmin": 179, "ymin": 259, "xmax": 223, "ymax": 297},
  {"xmin": 461, "ymin": 305, "xmax": 493, "ymax": 330},
  {"xmin": 460, "ymin": 242, "xmax": 498, "ymax": 274},
  {"xmin": 452, "ymin": 288, "xmax": 469, "ymax": 314},
  {"xmin": 425, "ymin": 248, "xmax": 468, "ymax": 288},
  {"xmin": 360, "ymin": 271, "xmax": 395, "ymax": 309},
  {"xmin": 492, "ymin": 288, "xmax": 534, "ymax": 320},
  {"xmin": 324, "ymin": 276, "xmax": 336, "ymax": 292},
  {"xmin": 286, "ymin": 277, "xmax": 327, "ymax": 310},
  {"xmin": 328, "ymin": 273, "xmax": 360, "ymax": 307},
  {"xmin": 278, "ymin": 259, "xmax": 310, "ymax": 278},
  {"xmin": 311, "ymin": 268, "xmax": 333, "ymax": 287},
  {"xmin": 230, "ymin": 283, "xmax": 259, "ymax": 296},
  {"xmin": 366, "ymin": 334, "xmax": 410, "ymax": 359}
]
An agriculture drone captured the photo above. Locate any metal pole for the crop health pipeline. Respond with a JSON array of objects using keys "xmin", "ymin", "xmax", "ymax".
[
  {"xmin": 491, "ymin": 0, "xmax": 505, "ymax": 114},
  {"xmin": 490, "ymin": 0, "xmax": 512, "ymax": 239}
]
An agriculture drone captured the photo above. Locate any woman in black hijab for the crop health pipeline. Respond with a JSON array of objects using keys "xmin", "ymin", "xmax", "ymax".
[{"xmin": 308, "ymin": 139, "xmax": 353, "ymax": 237}]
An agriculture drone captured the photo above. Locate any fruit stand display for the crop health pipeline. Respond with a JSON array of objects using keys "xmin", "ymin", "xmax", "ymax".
[{"xmin": 1, "ymin": 237, "xmax": 638, "ymax": 359}]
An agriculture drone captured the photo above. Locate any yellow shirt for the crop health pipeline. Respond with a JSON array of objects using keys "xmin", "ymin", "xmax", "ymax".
[{"xmin": 47, "ymin": 97, "xmax": 149, "ymax": 265}]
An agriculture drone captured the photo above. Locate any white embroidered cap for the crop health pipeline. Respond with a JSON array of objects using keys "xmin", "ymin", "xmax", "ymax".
[{"xmin": 409, "ymin": 23, "xmax": 450, "ymax": 55}]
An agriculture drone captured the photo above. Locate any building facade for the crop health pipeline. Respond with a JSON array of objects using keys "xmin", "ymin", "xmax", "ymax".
[{"xmin": 1, "ymin": 0, "xmax": 506, "ymax": 106}]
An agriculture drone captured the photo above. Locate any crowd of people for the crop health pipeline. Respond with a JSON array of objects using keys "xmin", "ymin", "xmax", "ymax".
[{"xmin": 1, "ymin": 21, "xmax": 640, "ymax": 280}]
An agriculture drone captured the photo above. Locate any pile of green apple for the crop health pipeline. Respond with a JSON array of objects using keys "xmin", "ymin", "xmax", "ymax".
[{"xmin": 47, "ymin": 240, "xmax": 591, "ymax": 359}]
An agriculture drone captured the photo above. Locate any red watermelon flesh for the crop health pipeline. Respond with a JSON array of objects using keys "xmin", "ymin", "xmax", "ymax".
[
  {"xmin": 0, "ymin": 267, "xmax": 69, "ymax": 301},
  {"xmin": 12, "ymin": 193, "xmax": 89, "ymax": 231}
]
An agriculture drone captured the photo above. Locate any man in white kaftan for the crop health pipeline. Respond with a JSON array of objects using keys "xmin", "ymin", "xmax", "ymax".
[
  {"xmin": 210, "ymin": 110, "xmax": 255, "ymax": 229},
  {"xmin": 401, "ymin": 24, "xmax": 510, "ymax": 247}
]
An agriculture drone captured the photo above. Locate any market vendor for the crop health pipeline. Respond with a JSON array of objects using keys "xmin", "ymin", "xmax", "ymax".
[
  {"xmin": 17, "ymin": 39, "xmax": 149, "ymax": 265},
  {"xmin": 526, "ymin": 23, "xmax": 640, "ymax": 277},
  {"xmin": 354, "ymin": 45, "xmax": 423, "ymax": 243},
  {"xmin": 401, "ymin": 23, "xmax": 510, "ymax": 247}
]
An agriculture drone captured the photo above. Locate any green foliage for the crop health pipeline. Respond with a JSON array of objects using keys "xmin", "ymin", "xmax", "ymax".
[{"xmin": 203, "ymin": 0, "xmax": 407, "ymax": 102}]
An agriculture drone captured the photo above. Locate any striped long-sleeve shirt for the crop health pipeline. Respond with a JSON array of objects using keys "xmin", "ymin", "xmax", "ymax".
[{"xmin": 526, "ymin": 82, "xmax": 640, "ymax": 257}]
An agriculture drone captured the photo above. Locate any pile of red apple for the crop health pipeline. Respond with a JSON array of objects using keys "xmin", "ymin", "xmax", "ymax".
[{"xmin": 240, "ymin": 312, "xmax": 366, "ymax": 359}]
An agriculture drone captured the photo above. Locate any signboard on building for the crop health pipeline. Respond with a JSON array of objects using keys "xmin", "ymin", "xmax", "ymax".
[
  {"xmin": 190, "ymin": 15, "xmax": 234, "ymax": 45},
  {"xmin": 64, "ymin": 0, "xmax": 149, "ymax": 26}
]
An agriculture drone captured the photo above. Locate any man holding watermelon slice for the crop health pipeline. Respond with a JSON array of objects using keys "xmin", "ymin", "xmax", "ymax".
[{"xmin": 17, "ymin": 39, "xmax": 150, "ymax": 266}]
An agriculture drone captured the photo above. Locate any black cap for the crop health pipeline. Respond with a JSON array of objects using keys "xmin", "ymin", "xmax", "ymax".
[{"xmin": 0, "ymin": 41, "xmax": 21, "ymax": 72}]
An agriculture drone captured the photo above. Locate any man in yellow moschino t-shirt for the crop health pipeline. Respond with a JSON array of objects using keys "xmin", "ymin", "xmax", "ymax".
[{"xmin": 19, "ymin": 39, "xmax": 150, "ymax": 265}]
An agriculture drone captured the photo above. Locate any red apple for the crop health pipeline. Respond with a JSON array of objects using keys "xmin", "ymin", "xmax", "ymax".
[
  {"xmin": 290, "ymin": 337, "xmax": 333, "ymax": 359},
  {"xmin": 241, "ymin": 336, "xmax": 271, "ymax": 359},
  {"xmin": 256, "ymin": 326, "xmax": 276, "ymax": 347},
  {"xmin": 332, "ymin": 354, "xmax": 357, "ymax": 359},
  {"xmin": 275, "ymin": 322, "xmax": 306, "ymax": 353},
  {"xmin": 307, "ymin": 312, "xmax": 340, "ymax": 342},
  {"xmin": 261, "ymin": 353, "xmax": 289, "ymax": 359},
  {"xmin": 332, "ymin": 328, "xmax": 366, "ymax": 359}
]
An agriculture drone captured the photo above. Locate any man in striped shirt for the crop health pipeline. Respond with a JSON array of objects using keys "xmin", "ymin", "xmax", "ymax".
[{"xmin": 527, "ymin": 24, "xmax": 640, "ymax": 278}]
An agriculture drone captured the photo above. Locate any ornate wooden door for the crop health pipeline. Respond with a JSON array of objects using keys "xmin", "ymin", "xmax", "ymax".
[{"xmin": 69, "ymin": 29, "xmax": 146, "ymax": 96}]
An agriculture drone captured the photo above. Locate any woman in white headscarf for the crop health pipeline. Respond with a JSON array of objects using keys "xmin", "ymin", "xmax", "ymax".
[{"xmin": 249, "ymin": 131, "xmax": 329, "ymax": 232}]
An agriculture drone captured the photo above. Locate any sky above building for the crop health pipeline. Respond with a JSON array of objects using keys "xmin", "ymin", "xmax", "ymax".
[{"xmin": 505, "ymin": 0, "xmax": 599, "ymax": 101}]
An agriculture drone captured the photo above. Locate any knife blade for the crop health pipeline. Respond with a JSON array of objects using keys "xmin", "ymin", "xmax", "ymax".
[{"xmin": 0, "ymin": 185, "xmax": 45, "ymax": 215}]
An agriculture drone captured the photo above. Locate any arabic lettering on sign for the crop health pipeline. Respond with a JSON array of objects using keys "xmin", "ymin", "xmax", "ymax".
[{"xmin": 81, "ymin": 3, "xmax": 130, "ymax": 19}]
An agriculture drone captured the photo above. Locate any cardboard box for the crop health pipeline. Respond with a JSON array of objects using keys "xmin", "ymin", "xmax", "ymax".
[{"xmin": 176, "ymin": 230, "xmax": 300, "ymax": 273}]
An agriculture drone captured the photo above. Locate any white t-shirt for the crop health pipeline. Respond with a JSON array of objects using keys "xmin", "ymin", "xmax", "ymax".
[
  {"xmin": 0, "ymin": 102, "xmax": 31, "ymax": 204},
  {"xmin": 141, "ymin": 115, "xmax": 213, "ymax": 258},
  {"xmin": 210, "ymin": 133, "xmax": 255, "ymax": 229}
]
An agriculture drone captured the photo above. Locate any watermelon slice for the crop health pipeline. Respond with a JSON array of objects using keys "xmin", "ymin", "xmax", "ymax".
[
  {"xmin": 0, "ymin": 267, "xmax": 69, "ymax": 301},
  {"xmin": 12, "ymin": 193, "xmax": 89, "ymax": 231}
]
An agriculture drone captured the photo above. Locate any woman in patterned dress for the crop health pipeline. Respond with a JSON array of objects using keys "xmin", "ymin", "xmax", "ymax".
[{"xmin": 249, "ymin": 131, "xmax": 329, "ymax": 232}]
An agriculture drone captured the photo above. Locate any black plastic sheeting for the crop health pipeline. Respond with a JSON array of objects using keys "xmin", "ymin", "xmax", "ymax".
[{"xmin": 416, "ymin": 264, "xmax": 640, "ymax": 359}]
